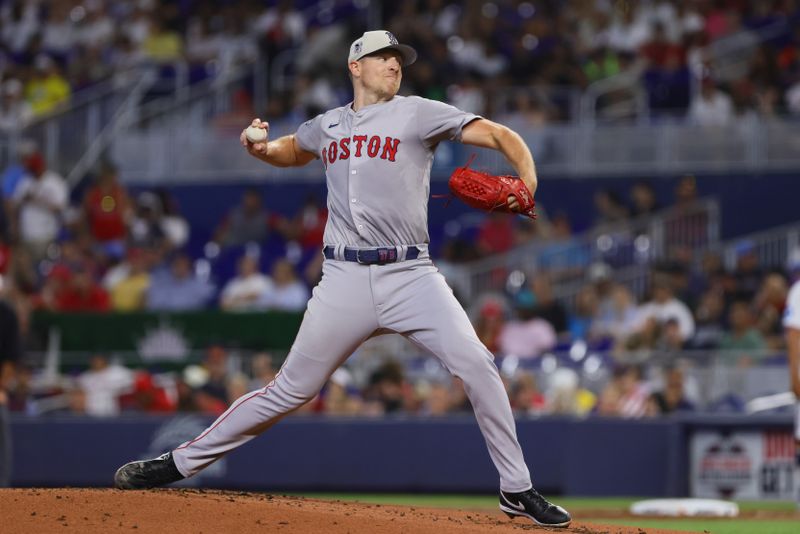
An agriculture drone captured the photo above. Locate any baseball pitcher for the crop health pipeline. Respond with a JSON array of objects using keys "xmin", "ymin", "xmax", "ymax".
[{"xmin": 115, "ymin": 30, "xmax": 570, "ymax": 528}]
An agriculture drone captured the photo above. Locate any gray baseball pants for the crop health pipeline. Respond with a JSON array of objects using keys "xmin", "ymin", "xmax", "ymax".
[{"xmin": 172, "ymin": 258, "xmax": 532, "ymax": 492}]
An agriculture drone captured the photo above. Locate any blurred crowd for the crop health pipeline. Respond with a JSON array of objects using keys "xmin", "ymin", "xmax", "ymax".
[
  {"xmin": 1, "ymin": 342, "xmax": 702, "ymax": 420},
  {"xmin": 3, "ymin": 0, "xmax": 800, "ymax": 134},
  {"xmin": 0, "ymin": 143, "xmax": 793, "ymax": 420},
  {"xmin": 0, "ymin": 147, "xmax": 328, "ymax": 335}
]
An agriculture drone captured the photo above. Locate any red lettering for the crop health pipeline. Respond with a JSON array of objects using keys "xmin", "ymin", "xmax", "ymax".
[
  {"xmin": 380, "ymin": 137, "xmax": 400, "ymax": 161},
  {"xmin": 322, "ymin": 146, "xmax": 328, "ymax": 168},
  {"xmin": 339, "ymin": 138, "xmax": 351, "ymax": 160},
  {"xmin": 328, "ymin": 141, "xmax": 338, "ymax": 164},
  {"xmin": 353, "ymin": 135, "xmax": 367, "ymax": 157},
  {"xmin": 367, "ymin": 136, "xmax": 380, "ymax": 157}
]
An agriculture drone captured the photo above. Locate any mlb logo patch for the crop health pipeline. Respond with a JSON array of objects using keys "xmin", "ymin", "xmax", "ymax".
[
  {"xmin": 353, "ymin": 41, "xmax": 362, "ymax": 54},
  {"xmin": 385, "ymin": 32, "xmax": 398, "ymax": 45}
]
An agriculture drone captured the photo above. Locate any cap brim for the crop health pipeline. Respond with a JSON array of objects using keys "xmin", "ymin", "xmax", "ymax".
[
  {"xmin": 360, "ymin": 44, "xmax": 417, "ymax": 66},
  {"xmin": 388, "ymin": 44, "xmax": 417, "ymax": 66}
]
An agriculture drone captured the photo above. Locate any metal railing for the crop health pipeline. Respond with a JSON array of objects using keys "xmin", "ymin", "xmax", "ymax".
[
  {"xmin": 14, "ymin": 346, "xmax": 790, "ymax": 417},
  {"xmin": 99, "ymin": 117, "xmax": 800, "ymax": 182},
  {"xmin": 704, "ymin": 222, "xmax": 800, "ymax": 272},
  {"xmin": 445, "ymin": 199, "xmax": 719, "ymax": 304},
  {"xmin": 0, "ymin": 60, "xmax": 263, "ymax": 181}
]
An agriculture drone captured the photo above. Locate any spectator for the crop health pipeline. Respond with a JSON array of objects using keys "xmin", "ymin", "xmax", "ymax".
[
  {"xmin": 535, "ymin": 212, "xmax": 590, "ymax": 279},
  {"xmin": 473, "ymin": 296, "xmax": 506, "ymax": 354},
  {"xmin": 0, "ymin": 79, "xmax": 33, "ymax": 132},
  {"xmin": 1, "ymin": 140, "xmax": 37, "ymax": 213},
  {"xmin": 477, "ymin": 211, "xmax": 515, "ymax": 256},
  {"xmin": 690, "ymin": 290, "xmax": 726, "ymax": 349},
  {"xmin": 41, "ymin": 1, "xmax": 76, "ymax": 60},
  {"xmin": 568, "ymin": 286, "xmax": 598, "ymax": 341},
  {"xmin": 155, "ymin": 188, "xmax": 190, "ymax": 249},
  {"xmin": 284, "ymin": 193, "xmax": 327, "ymax": 251},
  {"xmin": 197, "ymin": 345, "xmax": 233, "ymax": 409},
  {"xmin": 128, "ymin": 191, "xmax": 173, "ymax": 251},
  {"xmin": 219, "ymin": 254, "xmax": 274, "ymax": 312},
  {"xmin": 596, "ymin": 364, "xmax": 651, "ymax": 418},
  {"xmin": 546, "ymin": 368, "xmax": 596, "ymax": 416},
  {"xmin": 629, "ymin": 181, "xmax": 660, "ymax": 218},
  {"xmin": 146, "ymin": 253, "xmax": 215, "ymax": 311},
  {"xmin": 591, "ymin": 284, "xmax": 639, "ymax": 343},
  {"xmin": 24, "ymin": 54, "xmax": 71, "ymax": 117},
  {"xmin": 593, "ymin": 189, "xmax": 629, "ymax": 227},
  {"xmin": 649, "ymin": 365, "xmax": 694, "ymax": 415},
  {"xmin": 82, "ymin": 162, "xmax": 132, "ymax": 258},
  {"xmin": 498, "ymin": 300, "xmax": 557, "ymax": 359},
  {"xmin": 640, "ymin": 23, "xmax": 683, "ymax": 68},
  {"xmin": 258, "ymin": 259, "xmax": 309, "ymax": 312},
  {"xmin": 688, "ymin": 78, "xmax": 734, "ymax": 127},
  {"xmin": 76, "ymin": 354, "xmax": 134, "ymax": 417},
  {"xmin": 121, "ymin": 372, "xmax": 176, "ymax": 413},
  {"xmin": 634, "ymin": 276, "xmax": 696, "ymax": 344},
  {"xmin": 732, "ymin": 240, "xmax": 763, "ymax": 301},
  {"xmin": 363, "ymin": 360, "xmax": 411, "ymax": 415},
  {"xmin": 321, "ymin": 368, "xmax": 363, "ymax": 416},
  {"xmin": 753, "ymin": 273, "xmax": 788, "ymax": 347},
  {"xmin": 248, "ymin": 352, "xmax": 277, "ymax": 390},
  {"xmin": 530, "ymin": 272, "xmax": 568, "ymax": 336},
  {"xmin": 509, "ymin": 372, "xmax": 547, "ymax": 415},
  {"xmin": 719, "ymin": 300, "xmax": 767, "ymax": 356},
  {"xmin": 52, "ymin": 267, "xmax": 111, "ymax": 312},
  {"xmin": 419, "ymin": 379, "xmax": 454, "ymax": 417},
  {"xmin": 142, "ymin": 15, "xmax": 184, "ymax": 63},
  {"xmin": 109, "ymin": 248, "xmax": 151, "ymax": 312},
  {"xmin": 213, "ymin": 188, "xmax": 278, "ymax": 248},
  {"xmin": 11, "ymin": 152, "xmax": 68, "ymax": 263}
]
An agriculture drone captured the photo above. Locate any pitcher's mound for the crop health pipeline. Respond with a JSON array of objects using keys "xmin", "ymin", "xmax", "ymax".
[{"xmin": 0, "ymin": 488, "xmax": 677, "ymax": 533}]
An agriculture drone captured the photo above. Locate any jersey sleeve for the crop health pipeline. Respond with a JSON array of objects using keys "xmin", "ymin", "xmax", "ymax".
[
  {"xmin": 414, "ymin": 97, "xmax": 481, "ymax": 148},
  {"xmin": 294, "ymin": 114, "xmax": 324, "ymax": 157},
  {"xmin": 783, "ymin": 282, "xmax": 800, "ymax": 330}
]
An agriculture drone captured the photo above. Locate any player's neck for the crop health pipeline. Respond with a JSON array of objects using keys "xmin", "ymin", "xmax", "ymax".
[{"xmin": 352, "ymin": 88, "xmax": 393, "ymax": 111}]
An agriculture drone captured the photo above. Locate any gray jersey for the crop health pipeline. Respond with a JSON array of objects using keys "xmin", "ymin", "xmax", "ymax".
[{"xmin": 295, "ymin": 96, "xmax": 479, "ymax": 247}]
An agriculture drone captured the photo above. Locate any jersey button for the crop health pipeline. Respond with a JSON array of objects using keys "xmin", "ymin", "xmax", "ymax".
[
  {"xmin": 351, "ymin": 170, "xmax": 357, "ymax": 175},
  {"xmin": 357, "ymin": 224, "xmax": 364, "ymax": 229},
  {"xmin": 351, "ymin": 198, "xmax": 357, "ymax": 203}
]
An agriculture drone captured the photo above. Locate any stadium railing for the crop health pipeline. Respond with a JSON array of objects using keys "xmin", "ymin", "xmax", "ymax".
[{"xmin": 444, "ymin": 199, "xmax": 720, "ymax": 303}]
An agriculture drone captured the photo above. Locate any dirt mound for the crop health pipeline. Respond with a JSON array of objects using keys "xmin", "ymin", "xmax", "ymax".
[{"xmin": 0, "ymin": 488, "xmax": 682, "ymax": 533}]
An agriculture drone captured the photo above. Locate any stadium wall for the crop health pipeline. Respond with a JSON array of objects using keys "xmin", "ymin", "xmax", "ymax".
[{"xmin": 9, "ymin": 414, "xmax": 792, "ymax": 496}]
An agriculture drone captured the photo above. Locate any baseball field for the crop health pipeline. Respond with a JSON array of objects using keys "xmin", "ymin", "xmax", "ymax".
[{"xmin": 1, "ymin": 489, "xmax": 797, "ymax": 533}]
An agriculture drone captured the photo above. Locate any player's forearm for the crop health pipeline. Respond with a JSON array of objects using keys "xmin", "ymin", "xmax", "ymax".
[
  {"xmin": 249, "ymin": 135, "xmax": 297, "ymax": 167},
  {"xmin": 494, "ymin": 127, "xmax": 538, "ymax": 195}
]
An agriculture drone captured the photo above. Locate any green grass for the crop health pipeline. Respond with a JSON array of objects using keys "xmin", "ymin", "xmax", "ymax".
[
  {"xmin": 298, "ymin": 494, "xmax": 797, "ymax": 533},
  {"xmin": 587, "ymin": 519, "xmax": 800, "ymax": 534}
]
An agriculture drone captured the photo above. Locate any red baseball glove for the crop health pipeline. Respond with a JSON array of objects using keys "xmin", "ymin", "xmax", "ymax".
[{"xmin": 447, "ymin": 157, "xmax": 536, "ymax": 219}]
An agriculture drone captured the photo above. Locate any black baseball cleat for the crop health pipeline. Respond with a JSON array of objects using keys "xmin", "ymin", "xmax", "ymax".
[
  {"xmin": 499, "ymin": 488, "xmax": 571, "ymax": 527},
  {"xmin": 114, "ymin": 452, "xmax": 185, "ymax": 489}
]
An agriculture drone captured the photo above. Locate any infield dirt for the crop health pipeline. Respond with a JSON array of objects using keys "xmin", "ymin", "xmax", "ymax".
[{"xmin": 0, "ymin": 488, "xmax": 689, "ymax": 533}]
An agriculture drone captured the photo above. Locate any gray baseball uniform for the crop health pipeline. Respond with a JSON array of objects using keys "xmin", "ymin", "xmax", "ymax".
[{"xmin": 171, "ymin": 95, "xmax": 533, "ymax": 493}]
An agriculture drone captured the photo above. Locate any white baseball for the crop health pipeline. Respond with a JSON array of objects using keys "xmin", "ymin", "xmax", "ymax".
[{"xmin": 245, "ymin": 126, "xmax": 267, "ymax": 143}]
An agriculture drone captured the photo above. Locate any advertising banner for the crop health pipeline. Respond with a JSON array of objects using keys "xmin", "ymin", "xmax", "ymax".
[{"xmin": 691, "ymin": 430, "xmax": 795, "ymax": 500}]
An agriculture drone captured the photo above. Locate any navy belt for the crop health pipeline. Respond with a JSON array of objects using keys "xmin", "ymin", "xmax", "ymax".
[{"xmin": 323, "ymin": 245, "xmax": 420, "ymax": 265}]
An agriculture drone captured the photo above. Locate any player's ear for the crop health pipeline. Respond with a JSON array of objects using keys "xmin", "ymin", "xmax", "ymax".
[{"xmin": 348, "ymin": 60, "xmax": 360, "ymax": 78}]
